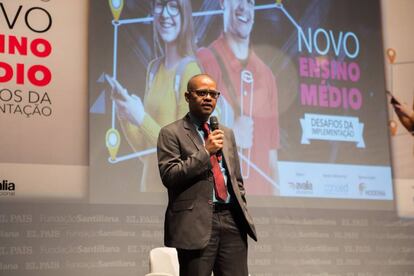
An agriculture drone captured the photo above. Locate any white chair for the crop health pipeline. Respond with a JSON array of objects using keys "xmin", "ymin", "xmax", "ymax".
[{"xmin": 145, "ymin": 247, "xmax": 179, "ymax": 276}]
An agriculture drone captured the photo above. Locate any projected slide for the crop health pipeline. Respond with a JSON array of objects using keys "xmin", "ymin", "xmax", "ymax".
[{"xmin": 89, "ymin": 0, "xmax": 392, "ymax": 203}]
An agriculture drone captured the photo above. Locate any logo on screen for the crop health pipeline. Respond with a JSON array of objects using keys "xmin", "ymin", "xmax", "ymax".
[
  {"xmin": 358, "ymin": 182, "xmax": 386, "ymax": 197},
  {"xmin": 365, "ymin": 190, "xmax": 386, "ymax": 197},
  {"xmin": 288, "ymin": 180, "xmax": 313, "ymax": 194},
  {"xmin": 324, "ymin": 183, "xmax": 349, "ymax": 195},
  {"xmin": 358, "ymin": 183, "xmax": 366, "ymax": 195},
  {"xmin": 0, "ymin": 180, "xmax": 15, "ymax": 196}
]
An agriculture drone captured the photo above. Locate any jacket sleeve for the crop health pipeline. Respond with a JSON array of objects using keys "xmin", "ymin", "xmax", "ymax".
[
  {"xmin": 229, "ymin": 129, "xmax": 247, "ymax": 204},
  {"xmin": 157, "ymin": 126, "xmax": 212, "ymax": 189}
]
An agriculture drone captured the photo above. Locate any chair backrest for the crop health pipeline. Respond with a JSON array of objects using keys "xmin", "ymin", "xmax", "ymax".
[{"xmin": 148, "ymin": 247, "xmax": 179, "ymax": 276}]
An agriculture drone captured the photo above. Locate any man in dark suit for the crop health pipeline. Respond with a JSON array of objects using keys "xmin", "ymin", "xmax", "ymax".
[{"xmin": 157, "ymin": 74, "xmax": 257, "ymax": 276}]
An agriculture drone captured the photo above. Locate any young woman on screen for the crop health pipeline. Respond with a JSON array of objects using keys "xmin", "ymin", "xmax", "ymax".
[{"xmin": 106, "ymin": 0, "xmax": 201, "ymax": 191}]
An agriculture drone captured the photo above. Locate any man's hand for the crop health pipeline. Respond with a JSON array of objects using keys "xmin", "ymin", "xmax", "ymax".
[
  {"xmin": 105, "ymin": 74, "xmax": 145, "ymax": 126},
  {"xmin": 233, "ymin": 115, "xmax": 253, "ymax": 149},
  {"xmin": 205, "ymin": 129, "xmax": 224, "ymax": 155},
  {"xmin": 394, "ymin": 102, "xmax": 414, "ymax": 120}
]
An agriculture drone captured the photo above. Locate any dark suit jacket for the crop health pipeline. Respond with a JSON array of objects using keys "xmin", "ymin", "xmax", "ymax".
[{"xmin": 157, "ymin": 113, "xmax": 257, "ymax": 250}]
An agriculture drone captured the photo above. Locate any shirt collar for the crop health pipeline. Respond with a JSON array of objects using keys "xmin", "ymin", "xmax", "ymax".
[{"xmin": 188, "ymin": 112, "xmax": 209, "ymax": 128}]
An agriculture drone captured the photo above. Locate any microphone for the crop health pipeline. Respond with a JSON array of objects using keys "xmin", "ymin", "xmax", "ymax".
[
  {"xmin": 210, "ymin": 116, "xmax": 219, "ymax": 132},
  {"xmin": 209, "ymin": 116, "xmax": 222, "ymax": 158}
]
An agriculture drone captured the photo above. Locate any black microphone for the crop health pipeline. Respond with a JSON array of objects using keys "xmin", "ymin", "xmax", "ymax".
[
  {"xmin": 210, "ymin": 116, "xmax": 219, "ymax": 132},
  {"xmin": 209, "ymin": 116, "xmax": 222, "ymax": 158}
]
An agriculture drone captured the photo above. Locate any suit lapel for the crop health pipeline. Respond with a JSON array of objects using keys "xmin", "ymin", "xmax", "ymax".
[{"xmin": 183, "ymin": 114, "xmax": 203, "ymax": 150}]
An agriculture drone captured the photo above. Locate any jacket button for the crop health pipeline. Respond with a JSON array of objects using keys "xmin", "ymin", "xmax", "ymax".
[{"xmin": 208, "ymin": 200, "xmax": 213, "ymax": 205}]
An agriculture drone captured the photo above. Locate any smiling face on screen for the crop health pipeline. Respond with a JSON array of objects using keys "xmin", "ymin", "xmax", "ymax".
[
  {"xmin": 154, "ymin": 0, "xmax": 182, "ymax": 44},
  {"xmin": 222, "ymin": 0, "xmax": 255, "ymax": 41}
]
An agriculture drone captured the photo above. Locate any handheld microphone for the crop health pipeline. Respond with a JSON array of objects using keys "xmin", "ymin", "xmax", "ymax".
[
  {"xmin": 210, "ymin": 116, "xmax": 219, "ymax": 131},
  {"xmin": 209, "ymin": 116, "xmax": 222, "ymax": 158}
]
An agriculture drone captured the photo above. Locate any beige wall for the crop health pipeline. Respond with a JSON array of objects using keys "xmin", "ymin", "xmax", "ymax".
[
  {"xmin": 382, "ymin": 0, "xmax": 414, "ymax": 62},
  {"xmin": 382, "ymin": 0, "xmax": 414, "ymax": 217}
]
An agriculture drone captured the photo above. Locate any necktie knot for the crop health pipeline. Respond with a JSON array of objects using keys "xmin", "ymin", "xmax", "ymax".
[{"xmin": 201, "ymin": 122, "xmax": 210, "ymax": 139}]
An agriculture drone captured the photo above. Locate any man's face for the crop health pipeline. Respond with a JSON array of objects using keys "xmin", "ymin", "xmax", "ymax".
[
  {"xmin": 185, "ymin": 76, "xmax": 218, "ymax": 121},
  {"xmin": 222, "ymin": 0, "xmax": 255, "ymax": 40}
]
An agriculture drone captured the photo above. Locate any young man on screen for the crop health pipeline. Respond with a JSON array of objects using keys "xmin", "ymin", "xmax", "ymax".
[{"xmin": 197, "ymin": 0, "xmax": 280, "ymax": 195}]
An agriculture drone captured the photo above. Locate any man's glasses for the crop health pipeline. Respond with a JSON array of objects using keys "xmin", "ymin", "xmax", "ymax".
[
  {"xmin": 191, "ymin": 89, "xmax": 221, "ymax": 99},
  {"xmin": 154, "ymin": 0, "xmax": 180, "ymax": 17}
]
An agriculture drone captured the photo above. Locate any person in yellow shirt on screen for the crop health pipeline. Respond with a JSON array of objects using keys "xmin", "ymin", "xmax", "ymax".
[{"xmin": 105, "ymin": 0, "xmax": 201, "ymax": 191}]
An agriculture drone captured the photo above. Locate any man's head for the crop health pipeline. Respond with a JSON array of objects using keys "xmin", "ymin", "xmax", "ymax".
[
  {"xmin": 185, "ymin": 74, "xmax": 220, "ymax": 122},
  {"xmin": 221, "ymin": 0, "xmax": 255, "ymax": 41}
]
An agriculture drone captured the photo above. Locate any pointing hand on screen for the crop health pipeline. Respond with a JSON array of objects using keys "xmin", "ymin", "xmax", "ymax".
[{"xmin": 105, "ymin": 74, "xmax": 145, "ymax": 126}]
